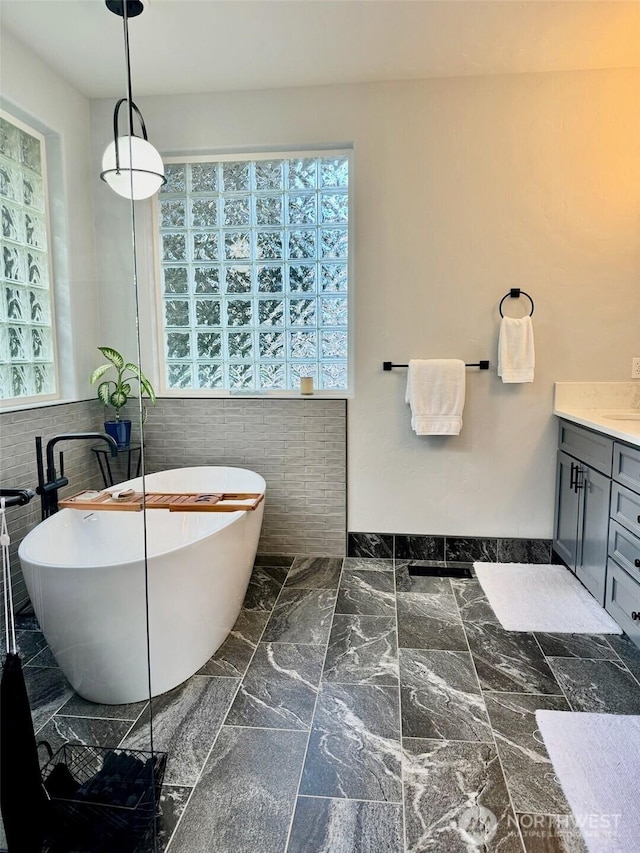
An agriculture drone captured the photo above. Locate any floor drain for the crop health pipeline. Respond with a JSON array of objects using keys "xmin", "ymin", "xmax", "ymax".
[{"xmin": 406, "ymin": 562, "xmax": 473, "ymax": 579}]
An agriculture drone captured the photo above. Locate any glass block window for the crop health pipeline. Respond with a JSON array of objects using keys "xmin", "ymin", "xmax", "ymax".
[
  {"xmin": 0, "ymin": 112, "xmax": 56, "ymax": 402},
  {"xmin": 157, "ymin": 152, "xmax": 350, "ymax": 392}
]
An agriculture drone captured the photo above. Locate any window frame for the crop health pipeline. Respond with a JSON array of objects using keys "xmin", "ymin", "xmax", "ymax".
[
  {"xmin": 152, "ymin": 147, "xmax": 354, "ymax": 398},
  {"xmin": 0, "ymin": 108, "xmax": 59, "ymax": 408}
]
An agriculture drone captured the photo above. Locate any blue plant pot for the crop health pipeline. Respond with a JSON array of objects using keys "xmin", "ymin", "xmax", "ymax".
[{"xmin": 104, "ymin": 419, "xmax": 131, "ymax": 449}]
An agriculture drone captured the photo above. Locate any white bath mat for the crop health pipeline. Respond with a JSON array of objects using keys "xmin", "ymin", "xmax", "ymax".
[
  {"xmin": 536, "ymin": 711, "xmax": 640, "ymax": 852},
  {"xmin": 473, "ymin": 563, "xmax": 622, "ymax": 633}
]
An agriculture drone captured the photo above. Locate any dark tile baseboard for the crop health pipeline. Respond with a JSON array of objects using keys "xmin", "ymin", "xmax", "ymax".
[{"xmin": 347, "ymin": 533, "xmax": 553, "ymax": 564}]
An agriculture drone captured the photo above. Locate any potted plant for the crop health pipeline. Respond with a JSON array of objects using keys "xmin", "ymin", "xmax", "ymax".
[{"xmin": 90, "ymin": 346, "xmax": 156, "ymax": 448}]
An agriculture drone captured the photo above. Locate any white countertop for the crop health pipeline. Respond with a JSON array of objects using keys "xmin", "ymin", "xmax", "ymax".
[{"xmin": 554, "ymin": 382, "xmax": 640, "ymax": 447}]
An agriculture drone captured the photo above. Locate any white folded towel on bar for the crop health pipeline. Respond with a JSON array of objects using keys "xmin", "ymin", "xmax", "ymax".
[
  {"xmin": 498, "ymin": 316, "xmax": 535, "ymax": 383},
  {"xmin": 405, "ymin": 359, "xmax": 466, "ymax": 435}
]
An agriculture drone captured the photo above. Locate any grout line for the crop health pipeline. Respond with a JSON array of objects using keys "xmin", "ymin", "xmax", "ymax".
[
  {"xmin": 451, "ymin": 581, "xmax": 527, "ymax": 853},
  {"xmin": 163, "ymin": 565, "xmax": 289, "ymax": 852},
  {"xmin": 601, "ymin": 635, "xmax": 640, "ymax": 690},
  {"xmin": 531, "ymin": 635, "xmax": 576, "ymax": 712},
  {"xmin": 281, "ymin": 555, "xmax": 346, "ymax": 853},
  {"xmin": 394, "ymin": 547, "xmax": 408, "ymax": 853}
]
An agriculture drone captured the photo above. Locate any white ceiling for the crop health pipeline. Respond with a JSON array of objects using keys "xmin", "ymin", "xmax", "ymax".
[{"xmin": 2, "ymin": 0, "xmax": 639, "ymax": 99}]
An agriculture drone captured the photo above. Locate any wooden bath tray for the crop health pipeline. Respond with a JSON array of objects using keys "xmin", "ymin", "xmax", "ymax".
[{"xmin": 59, "ymin": 490, "xmax": 264, "ymax": 513}]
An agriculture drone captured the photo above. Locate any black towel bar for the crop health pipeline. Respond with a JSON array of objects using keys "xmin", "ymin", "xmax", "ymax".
[
  {"xmin": 499, "ymin": 288, "xmax": 534, "ymax": 317},
  {"xmin": 383, "ymin": 361, "xmax": 490, "ymax": 371}
]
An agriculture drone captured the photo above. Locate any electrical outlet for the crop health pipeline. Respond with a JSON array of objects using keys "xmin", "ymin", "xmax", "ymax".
[{"xmin": 632, "ymin": 358, "xmax": 640, "ymax": 379}]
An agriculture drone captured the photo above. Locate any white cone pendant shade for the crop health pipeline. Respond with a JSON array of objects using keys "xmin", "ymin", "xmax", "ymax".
[{"xmin": 101, "ymin": 134, "xmax": 165, "ymax": 200}]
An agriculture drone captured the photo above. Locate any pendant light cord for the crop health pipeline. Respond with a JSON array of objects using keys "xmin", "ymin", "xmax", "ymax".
[
  {"xmin": 122, "ymin": 1, "xmax": 135, "ymax": 139},
  {"xmin": 119, "ymin": 0, "xmax": 156, "ymax": 766}
]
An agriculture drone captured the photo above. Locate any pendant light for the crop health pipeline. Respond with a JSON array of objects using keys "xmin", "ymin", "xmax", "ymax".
[{"xmin": 100, "ymin": 0, "xmax": 165, "ymax": 200}]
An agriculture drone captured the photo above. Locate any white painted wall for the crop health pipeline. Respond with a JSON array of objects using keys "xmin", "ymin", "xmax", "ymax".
[
  {"xmin": 0, "ymin": 30, "xmax": 103, "ymax": 400},
  {"xmin": 88, "ymin": 68, "xmax": 639, "ymax": 538}
]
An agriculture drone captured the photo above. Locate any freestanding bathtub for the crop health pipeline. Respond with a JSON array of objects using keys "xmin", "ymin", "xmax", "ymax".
[{"xmin": 18, "ymin": 467, "xmax": 265, "ymax": 704}]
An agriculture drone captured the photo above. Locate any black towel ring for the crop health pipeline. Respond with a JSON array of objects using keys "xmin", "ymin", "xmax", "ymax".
[{"xmin": 499, "ymin": 288, "xmax": 534, "ymax": 318}]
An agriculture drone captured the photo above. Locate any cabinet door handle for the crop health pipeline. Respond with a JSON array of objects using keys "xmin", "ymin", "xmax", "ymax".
[
  {"xmin": 632, "ymin": 612, "xmax": 640, "ymax": 621},
  {"xmin": 569, "ymin": 462, "xmax": 584, "ymax": 493}
]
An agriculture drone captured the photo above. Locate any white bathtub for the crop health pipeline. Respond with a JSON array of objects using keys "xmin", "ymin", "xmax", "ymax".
[{"xmin": 18, "ymin": 467, "xmax": 265, "ymax": 704}]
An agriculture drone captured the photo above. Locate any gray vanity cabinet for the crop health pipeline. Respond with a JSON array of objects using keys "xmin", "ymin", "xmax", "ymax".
[
  {"xmin": 553, "ymin": 422, "xmax": 612, "ymax": 605},
  {"xmin": 605, "ymin": 443, "xmax": 640, "ymax": 645},
  {"xmin": 554, "ymin": 451, "xmax": 582, "ymax": 568}
]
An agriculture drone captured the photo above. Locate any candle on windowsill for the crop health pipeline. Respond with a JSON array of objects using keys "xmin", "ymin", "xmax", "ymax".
[{"xmin": 300, "ymin": 376, "xmax": 314, "ymax": 395}]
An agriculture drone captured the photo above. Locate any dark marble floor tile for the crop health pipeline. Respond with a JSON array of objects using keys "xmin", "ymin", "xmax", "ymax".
[
  {"xmin": 395, "ymin": 535, "xmax": 445, "ymax": 561},
  {"xmin": 36, "ymin": 715, "xmax": 132, "ymax": 765},
  {"xmin": 396, "ymin": 592, "xmax": 468, "ymax": 651},
  {"xmin": 606, "ymin": 633, "xmax": 640, "ymax": 684},
  {"xmin": 451, "ymin": 578, "xmax": 499, "ymax": 624},
  {"xmin": 14, "ymin": 607, "xmax": 40, "ymax": 631},
  {"xmin": 497, "ymin": 539, "xmax": 552, "ymax": 564},
  {"xmin": 464, "ymin": 619, "xmax": 562, "ymax": 695},
  {"xmin": 254, "ymin": 554, "xmax": 296, "ymax": 568},
  {"xmin": 342, "ymin": 557, "xmax": 394, "ymax": 572},
  {"xmin": 347, "ymin": 533, "xmax": 394, "ymax": 559},
  {"xmin": 323, "ymin": 615, "xmax": 398, "ymax": 685},
  {"xmin": 399, "ymin": 648, "xmax": 492, "ymax": 742},
  {"xmin": 225, "ymin": 642, "xmax": 324, "ymax": 729},
  {"xmin": 242, "ymin": 565, "xmax": 288, "ymax": 612},
  {"xmin": 402, "ymin": 738, "xmax": 522, "ymax": 853},
  {"xmin": 445, "ymin": 537, "xmax": 498, "ymax": 562},
  {"xmin": 515, "ymin": 814, "xmax": 588, "ymax": 853},
  {"xmin": 547, "ymin": 657, "xmax": 640, "ymax": 713},
  {"xmin": 484, "ymin": 692, "xmax": 571, "ymax": 815},
  {"xmin": 287, "ymin": 796, "xmax": 404, "ymax": 853},
  {"xmin": 336, "ymin": 569, "xmax": 395, "ymax": 616},
  {"xmin": 121, "ymin": 675, "xmax": 239, "ymax": 786},
  {"xmin": 262, "ymin": 588, "xmax": 337, "ymax": 644},
  {"xmin": 1, "ymin": 629, "xmax": 47, "ymax": 663},
  {"xmin": 167, "ymin": 726, "xmax": 307, "ymax": 853},
  {"xmin": 395, "ymin": 562, "xmax": 453, "ymax": 593},
  {"xmin": 300, "ymin": 683, "xmax": 402, "ymax": 802},
  {"xmin": 285, "ymin": 556, "xmax": 343, "ymax": 589},
  {"xmin": 25, "ymin": 646, "xmax": 58, "ymax": 668},
  {"xmin": 197, "ymin": 609, "xmax": 269, "ymax": 677},
  {"xmin": 58, "ymin": 693, "xmax": 148, "ymax": 721},
  {"xmin": 152, "ymin": 785, "xmax": 192, "ymax": 853},
  {"xmin": 25, "ymin": 667, "xmax": 75, "ymax": 732},
  {"xmin": 534, "ymin": 632, "xmax": 616, "ymax": 660}
]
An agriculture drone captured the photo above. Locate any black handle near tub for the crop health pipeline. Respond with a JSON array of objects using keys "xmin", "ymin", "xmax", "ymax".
[{"xmin": 0, "ymin": 488, "xmax": 36, "ymax": 508}]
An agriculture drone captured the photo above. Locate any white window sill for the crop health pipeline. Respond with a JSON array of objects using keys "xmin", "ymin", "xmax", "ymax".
[{"xmin": 157, "ymin": 389, "xmax": 354, "ymax": 400}]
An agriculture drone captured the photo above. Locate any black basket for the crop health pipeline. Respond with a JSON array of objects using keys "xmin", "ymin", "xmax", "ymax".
[{"xmin": 41, "ymin": 744, "xmax": 167, "ymax": 851}]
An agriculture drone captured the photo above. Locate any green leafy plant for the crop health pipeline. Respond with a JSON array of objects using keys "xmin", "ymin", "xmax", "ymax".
[{"xmin": 90, "ymin": 346, "xmax": 156, "ymax": 420}]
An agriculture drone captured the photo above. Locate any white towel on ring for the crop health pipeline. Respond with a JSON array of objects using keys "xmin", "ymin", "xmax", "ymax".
[
  {"xmin": 498, "ymin": 316, "xmax": 535, "ymax": 383},
  {"xmin": 405, "ymin": 359, "xmax": 466, "ymax": 435}
]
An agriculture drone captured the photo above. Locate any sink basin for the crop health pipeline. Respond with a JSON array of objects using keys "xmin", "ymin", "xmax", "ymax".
[{"xmin": 602, "ymin": 411, "xmax": 640, "ymax": 421}]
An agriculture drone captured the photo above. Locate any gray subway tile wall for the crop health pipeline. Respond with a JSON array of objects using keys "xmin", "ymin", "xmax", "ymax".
[
  {"xmin": 0, "ymin": 397, "xmax": 347, "ymax": 619},
  {"xmin": 140, "ymin": 398, "xmax": 347, "ymax": 556},
  {"xmin": 0, "ymin": 400, "xmax": 106, "ymax": 615}
]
